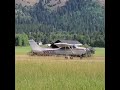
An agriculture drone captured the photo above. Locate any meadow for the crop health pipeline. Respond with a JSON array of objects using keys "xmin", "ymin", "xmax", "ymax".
[{"xmin": 15, "ymin": 46, "xmax": 105, "ymax": 90}]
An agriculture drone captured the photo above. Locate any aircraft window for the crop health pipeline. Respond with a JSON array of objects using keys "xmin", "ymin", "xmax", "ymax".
[
  {"xmin": 73, "ymin": 45, "xmax": 76, "ymax": 48},
  {"xmin": 60, "ymin": 47, "xmax": 69, "ymax": 50}
]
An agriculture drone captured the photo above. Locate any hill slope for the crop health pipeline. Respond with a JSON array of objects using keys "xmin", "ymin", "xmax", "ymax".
[
  {"xmin": 15, "ymin": 0, "xmax": 105, "ymax": 47},
  {"xmin": 15, "ymin": 0, "xmax": 105, "ymax": 7},
  {"xmin": 15, "ymin": 0, "xmax": 39, "ymax": 6}
]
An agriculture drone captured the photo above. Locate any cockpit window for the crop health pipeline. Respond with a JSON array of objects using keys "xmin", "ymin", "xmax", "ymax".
[
  {"xmin": 60, "ymin": 47, "xmax": 69, "ymax": 50},
  {"xmin": 73, "ymin": 45, "xmax": 76, "ymax": 48},
  {"xmin": 60, "ymin": 45, "xmax": 77, "ymax": 50}
]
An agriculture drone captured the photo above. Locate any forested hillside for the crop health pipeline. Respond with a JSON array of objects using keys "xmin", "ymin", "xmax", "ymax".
[{"xmin": 15, "ymin": 0, "xmax": 105, "ymax": 47}]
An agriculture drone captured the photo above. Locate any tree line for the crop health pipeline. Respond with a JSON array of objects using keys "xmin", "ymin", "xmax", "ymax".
[
  {"xmin": 15, "ymin": 24, "xmax": 104, "ymax": 47},
  {"xmin": 15, "ymin": 33, "xmax": 29, "ymax": 46},
  {"xmin": 15, "ymin": 0, "xmax": 105, "ymax": 47}
]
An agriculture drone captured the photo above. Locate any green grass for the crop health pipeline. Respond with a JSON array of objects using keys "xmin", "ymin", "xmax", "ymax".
[
  {"xmin": 15, "ymin": 46, "xmax": 105, "ymax": 90},
  {"xmin": 15, "ymin": 46, "xmax": 31, "ymax": 55},
  {"xmin": 94, "ymin": 48, "xmax": 105, "ymax": 57},
  {"xmin": 16, "ymin": 58, "xmax": 105, "ymax": 90}
]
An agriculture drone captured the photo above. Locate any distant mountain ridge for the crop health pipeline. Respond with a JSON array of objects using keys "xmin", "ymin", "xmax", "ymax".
[
  {"xmin": 15, "ymin": 0, "xmax": 105, "ymax": 47},
  {"xmin": 15, "ymin": 0, "xmax": 105, "ymax": 7},
  {"xmin": 15, "ymin": 0, "xmax": 39, "ymax": 6}
]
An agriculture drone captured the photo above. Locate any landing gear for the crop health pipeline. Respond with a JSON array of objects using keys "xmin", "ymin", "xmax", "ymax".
[
  {"xmin": 70, "ymin": 56, "xmax": 73, "ymax": 59},
  {"xmin": 65, "ymin": 56, "xmax": 73, "ymax": 59},
  {"xmin": 80, "ymin": 55, "xmax": 83, "ymax": 59},
  {"xmin": 65, "ymin": 56, "xmax": 69, "ymax": 59}
]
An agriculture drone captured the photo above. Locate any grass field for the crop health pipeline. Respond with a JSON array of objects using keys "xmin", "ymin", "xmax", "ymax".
[{"xmin": 15, "ymin": 46, "xmax": 105, "ymax": 90}]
